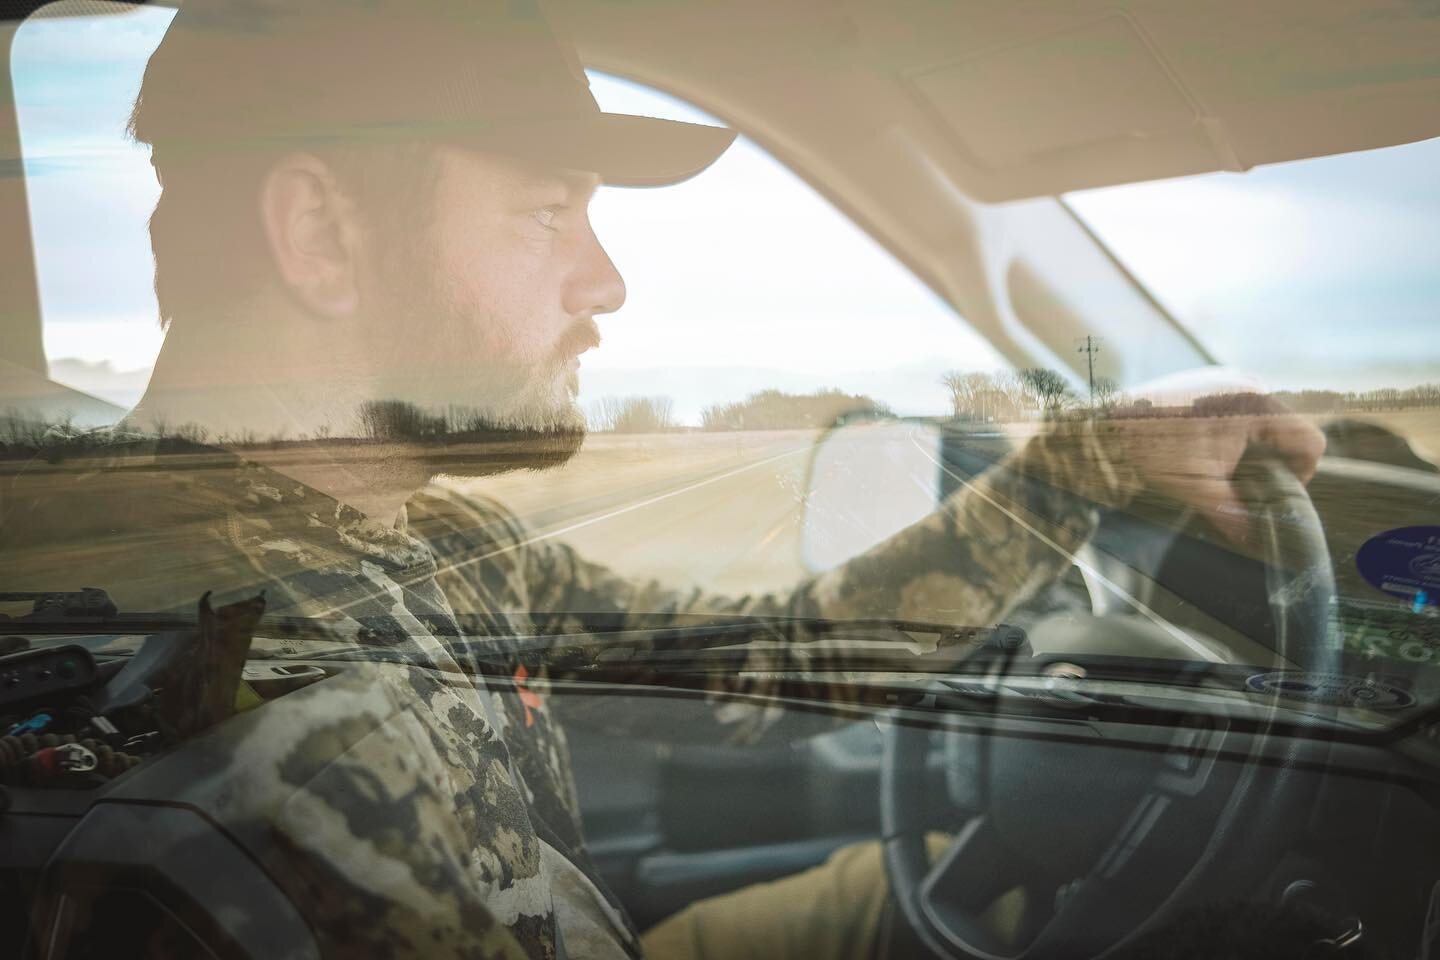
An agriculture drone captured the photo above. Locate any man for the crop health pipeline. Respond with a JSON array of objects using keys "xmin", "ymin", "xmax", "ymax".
[{"xmin": 1, "ymin": 0, "xmax": 1326, "ymax": 957}]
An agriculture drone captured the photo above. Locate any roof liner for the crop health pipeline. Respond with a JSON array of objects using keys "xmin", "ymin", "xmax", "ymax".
[{"xmin": 564, "ymin": 0, "xmax": 1440, "ymax": 200}]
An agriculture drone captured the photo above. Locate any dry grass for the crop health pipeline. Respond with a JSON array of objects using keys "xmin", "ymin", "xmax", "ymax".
[{"xmin": 6, "ymin": 413, "xmax": 1434, "ymax": 613}]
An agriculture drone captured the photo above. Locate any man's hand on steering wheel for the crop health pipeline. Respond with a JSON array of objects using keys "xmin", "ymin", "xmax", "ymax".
[
  {"xmin": 883, "ymin": 386, "xmax": 1341, "ymax": 960},
  {"xmin": 1100, "ymin": 392, "xmax": 1326, "ymax": 544}
]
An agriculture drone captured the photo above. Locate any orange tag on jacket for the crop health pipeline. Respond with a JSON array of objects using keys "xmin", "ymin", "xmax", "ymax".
[{"xmin": 513, "ymin": 663, "xmax": 543, "ymax": 727}]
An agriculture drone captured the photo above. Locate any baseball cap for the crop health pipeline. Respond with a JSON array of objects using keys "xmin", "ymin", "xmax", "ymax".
[{"xmin": 131, "ymin": 0, "xmax": 737, "ymax": 187}]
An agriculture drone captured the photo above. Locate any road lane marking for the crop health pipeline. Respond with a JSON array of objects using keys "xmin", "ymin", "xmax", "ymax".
[
  {"xmin": 909, "ymin": 429, "xmax": 1218, "ymax": 661},
  {"xmin": 438, "ymin": 443, "xmax": 815, "ymax": 578}
]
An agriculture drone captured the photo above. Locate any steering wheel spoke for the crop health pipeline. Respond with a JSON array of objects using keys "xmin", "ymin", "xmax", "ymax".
[
  {"xmin": 910, "ymin": 817, "xmax": 1039, "ymax": 958},
  {"xmin": 911, "ymin": 771, "xmax": 1227, "ymax": 960}
]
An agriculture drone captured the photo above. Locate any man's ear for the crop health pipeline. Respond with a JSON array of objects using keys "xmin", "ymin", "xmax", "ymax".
[{"xmin": 258, "ymin": 153, "xmax": 362, "ymax": 317}]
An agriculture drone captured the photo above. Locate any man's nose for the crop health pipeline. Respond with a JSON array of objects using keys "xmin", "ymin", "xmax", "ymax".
[{"xmin": 563, "ymin": 220, "xmax": 626, "ymax": 317}]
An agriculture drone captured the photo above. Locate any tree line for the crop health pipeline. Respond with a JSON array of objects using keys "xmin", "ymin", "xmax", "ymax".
[
  {"xmin": 700, "ymin": 389, "xmax": 892, "ymax": 432},
  {"xmin": 939, "ymin": 368, "xmax": 1119, "ymax": 420},
  {"xmin": 10, "ymin": 375, "xmax": 1438, "ymax": 455},
  {"xmin": 1269, "ymin": 385, "xmax": 1440, "ymax": 413},
  {"xmin": 939, "ymin": 370, "xmax": 1440, "ymax": 421},
  {"xmin": 585, "ymin": 389, "xmax": 893, "ymax": 434},
  {"xmin": 0, "ymin": 401, "xmax": 572, "ymax": 457}
]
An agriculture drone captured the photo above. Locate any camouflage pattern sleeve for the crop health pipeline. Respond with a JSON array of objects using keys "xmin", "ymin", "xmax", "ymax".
[
  {"xmin": 805, "ymin": 418, "xmax": 1141, "ymax": 625},
  {"xmin": 207, "ymin": 662, "xmax": 543, "ymax": 960},
  {"xmin": 2, "ymin": 442, "xmax": 570, "ymax": 960},
  {"xmin": 527, "ymin": 420, "xmax": 1141, "ymax": 744}
]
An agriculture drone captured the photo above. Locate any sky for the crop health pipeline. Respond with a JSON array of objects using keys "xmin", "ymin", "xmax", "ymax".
[
  {"xmin": 1066, "ymin": 138, "xmax": 1440, "ymax": 393},
  {"xmin": 12, "ymin": 2, "xmax": 1440, "ymax": 418}
]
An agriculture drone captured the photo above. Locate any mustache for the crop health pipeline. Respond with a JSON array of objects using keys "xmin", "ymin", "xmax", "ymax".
[{"xmin": 555, "ymin": 318, "xmax": 601, "ymax": 363}]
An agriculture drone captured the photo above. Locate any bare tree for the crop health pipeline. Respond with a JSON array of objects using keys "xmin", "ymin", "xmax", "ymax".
[
  {"xmin": 589, "ymin": 395, "xmax": 677, "ymax": 433},
  {"xmin": 357, "ymin": 400, "xmax": 447, "ymax": 440},
  {"xmin": 174, "ymin": 422, "xmax": 211, "ymax": 445},
  {"xmin": 0, "ymin": 408, "xmax": 51, "ymax": 448},
  {"xmin": 1017, "ymin": 368, "xmax": 1073, "ymax": 413},
  {"xmin": 938, "ymin": 371, "xmax": 1036, "ymax": 422},
  {"xmin": 701, "ymin": 389, "xmax": 891, "ymax": 431},
  {"xmin": 939, "ymin": 371, "xmax": 996, "ymax": 420},
  {"xmin": 991, "ymin": 371, "xmax": 1031, "ymax": 420},
  {"xmin": 1091, "ymin": 376, "xmax": 1122, "ymax": 414}
]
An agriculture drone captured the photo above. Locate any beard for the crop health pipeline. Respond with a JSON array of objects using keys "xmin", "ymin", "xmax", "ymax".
[{"xmin": 357, "ymin": 244, "xmax": 591, "ymax": 479}]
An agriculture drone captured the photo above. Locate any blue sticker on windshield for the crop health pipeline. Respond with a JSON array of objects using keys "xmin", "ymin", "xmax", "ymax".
[{"xmin": 1356, "ymin": 526, "xmax": 1440, "ymax": 608}]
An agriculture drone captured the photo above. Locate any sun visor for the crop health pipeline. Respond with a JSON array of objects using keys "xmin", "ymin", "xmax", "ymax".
[{"xmin": 890, "ymin": 3, "xmax": 1440, "ymax": 200}]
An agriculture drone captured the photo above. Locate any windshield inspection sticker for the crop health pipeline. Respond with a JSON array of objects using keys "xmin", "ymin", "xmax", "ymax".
[
  {"xmin": 1356, "ymin": 526, "xmax": 1440, "ymax": 608},
  {"xmin": 1246, "ymin": 672, "xmax": 1415, "ymax": 710}
]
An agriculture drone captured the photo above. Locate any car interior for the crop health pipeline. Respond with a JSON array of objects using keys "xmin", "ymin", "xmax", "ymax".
[{"xmin": 3, "ymin": 1, "xmax": 1440, "ymax": 958}]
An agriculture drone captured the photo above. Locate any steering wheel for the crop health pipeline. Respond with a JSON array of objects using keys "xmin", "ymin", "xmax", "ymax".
[{"xmin": 881, "ymin": 456, "xmax": 1339, "ymax": 960}]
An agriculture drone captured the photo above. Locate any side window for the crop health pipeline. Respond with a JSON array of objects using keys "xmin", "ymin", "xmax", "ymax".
[
  {"xmin": 489, "ymin": 73, "xmax": 1006, "ymax": 594},
  {"xmin": 13, "ymin": 15, "xmax": 1001, "ymax": 421},
  {"xmin": 12, "ymin": 12, "xmax": 1002, "ymax": 594},
  {"xmin": 582, "ymin": 73, "xmax": 1003, "ymax": 430},
  {"xmin": 12, "ymin": 1, "xmax": 174, "ymax": 407}
]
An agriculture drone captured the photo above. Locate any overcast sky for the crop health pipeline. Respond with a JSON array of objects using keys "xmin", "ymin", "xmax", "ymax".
[{"xmin": 14, "ymin": 3, "xmax": 1439, "ymax": 418}]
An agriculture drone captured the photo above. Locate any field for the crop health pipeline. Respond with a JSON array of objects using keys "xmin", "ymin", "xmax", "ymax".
[
  {"xmin": 5, "ymin": 410, "xmax": 1434, "ymax": 625},
  {"xmin": 453, "ymin": 410, "xmax": 1440, "ymax": 605}
]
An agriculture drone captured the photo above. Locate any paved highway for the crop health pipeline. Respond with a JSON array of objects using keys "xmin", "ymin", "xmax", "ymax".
[{"xmin": 450, "ymin": 430, "xmax": 827, "ymax": 600}]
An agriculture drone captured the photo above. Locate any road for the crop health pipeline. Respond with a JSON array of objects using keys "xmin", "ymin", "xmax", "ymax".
[
  {"xmin": 450, "ymin": 413, "xmax": 1440, "ymax": 644},
  {"xmin": 0, "ymin": 427, "xmax": 848, "ymax": 609},
  {"xmin": 7, "ymin": 410, "xmax": 1435, "ymax": 624},
  {"xmin": 445, "ymin": 430, "xmax": 826, "ymax": 600}
]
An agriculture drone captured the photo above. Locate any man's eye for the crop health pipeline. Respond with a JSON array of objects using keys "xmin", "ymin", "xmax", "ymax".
[{"xmin": 532, "ymin": 207, "xmax": 561, "ymax": 231}]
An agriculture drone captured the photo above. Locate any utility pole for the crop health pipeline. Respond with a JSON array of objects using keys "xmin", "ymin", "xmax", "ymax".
[{"xmin": 1076, "ymin": 335, "xmax": 1102, "ymax": 408}]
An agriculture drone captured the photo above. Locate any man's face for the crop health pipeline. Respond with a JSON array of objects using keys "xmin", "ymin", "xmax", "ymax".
[{"xmin": 357, "ymin": 146, "xmax": 625, "ymax": 454}]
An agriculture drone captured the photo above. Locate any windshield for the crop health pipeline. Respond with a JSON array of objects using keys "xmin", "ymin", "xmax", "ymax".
[
  {"xmin": 1065, "ymin": 141, "xmax": 1440, "ymax": 683},
  {"xmin": 1066, "ymin": 137, "xmax": 1440, "ymax": 413}
]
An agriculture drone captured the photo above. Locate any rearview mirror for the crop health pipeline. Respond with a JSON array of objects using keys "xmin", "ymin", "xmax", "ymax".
[{"xmin": 800, "ymin": 419, "xmax": 944, "ymax": 574}]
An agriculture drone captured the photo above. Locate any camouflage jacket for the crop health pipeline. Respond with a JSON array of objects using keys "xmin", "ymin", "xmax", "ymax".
[{"xmin": 0, "ymin": 424, "xmax": 1137, "ymax": 959}]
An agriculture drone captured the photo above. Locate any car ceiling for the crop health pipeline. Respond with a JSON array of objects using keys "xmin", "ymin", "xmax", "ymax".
[
  {"xmin": 560, "ymin": 0, "xmax": 1440, "ymax": 383},
  {"xmin": 563, "ymin": 0, "xmax": 1440, "ymax": 202}
]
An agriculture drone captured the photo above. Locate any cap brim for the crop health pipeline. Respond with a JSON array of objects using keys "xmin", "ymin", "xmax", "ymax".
[{"xmin": 496, "ymin": 112, "xmax": 738, "ymax": 187}]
